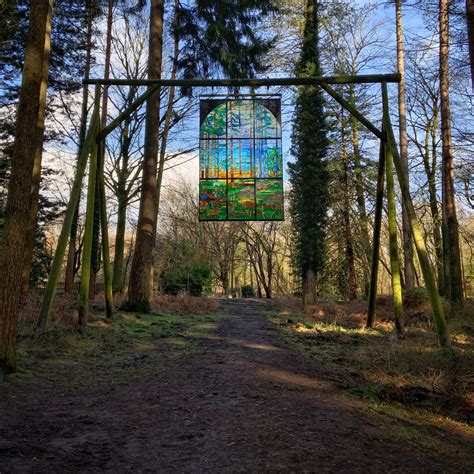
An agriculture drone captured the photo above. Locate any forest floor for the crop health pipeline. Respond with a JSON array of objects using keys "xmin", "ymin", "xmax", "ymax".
[{"xmin": 0, "ymin": 298, "xmax": 473, "ymax": 472}]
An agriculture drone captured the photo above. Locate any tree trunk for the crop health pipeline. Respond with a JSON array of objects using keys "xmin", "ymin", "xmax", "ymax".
[
  {"xmin": 341, "ymin": 111, "xmax": 357, "ymax": 300},
  {"xmin": 439, "ymin": 0, "xmax": 464, "ymax": 307},
  {"xmin": 303, "ymin": 269, "xmax": 317, "ymax": 306},
  {"xmin": 112, "ymin": 193, "xmax": 127, "ymax": 294},
  {"xmin": 396, "ymin": 0, "xmax": 415, "ymax": 290},
  {"xmin": 386, "ymin": 143, "xmax": 405, "ymax": 339},
  {"xmin": 421, "ymin": 103, "xmax": 445, "ymax": 293},
  {"xmin": 20, "ymin": 3, "xmax": 52, "ymax": 292},
  {"xmin": 22, "ymin": 4, "xmax": 51, "ymax": 294},
  {"xmin": 265, "ymin": 252, "xmax": 273, "ymax": 298},
  {"xmin": 64, "ymin": 1, "xmax": 93, "ymax": 294},
  {"xmin": 156, "ymin": 0, "xmax": 179, "ymax": 215},
  {"xmin": 127, "ymin": 0, "xmax": 164, "ymax": 312},
  {"xmin": 0, "ymin": 0, "xmax": 53, "ymax": 373},
  {"xmin": 90, "ymin": 0, "xmax": 114, "ymax": 296},
  {"xmin": 349, "ymin": 104, "xmax": 371, "ymax": 298},
  {"xmin": 467, "ymin": 0, "xmax": 474, "ymax": 90},
  {"xmin": 89, "ymin": 176, "xmax": 101, "ymax": 297}
]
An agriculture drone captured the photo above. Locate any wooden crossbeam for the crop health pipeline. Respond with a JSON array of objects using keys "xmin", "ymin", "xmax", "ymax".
[{"xmin": 84, "ymin": 73, "xmax": 401, "ymax": 87}]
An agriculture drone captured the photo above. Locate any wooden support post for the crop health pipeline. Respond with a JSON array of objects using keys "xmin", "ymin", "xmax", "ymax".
[
  {"xmin": 382, "ymin": 82, "xmax": 450, "ymax": 347},
  {"xmin": 385, "ymin": 128, "xmax": 405, "ymax": 338},
  {"xmin": 319, "ymin": 83, "xmax": 384, "ymax": 141},
  {"xmin": 366, "ymin": 136, "xmax": 386, "ymax": 328},
  {"xmin": 36, "ymin": 90, "xmax": 101, "ymax": 330},
  {"xmin": 78, "ymin": 95, "xmax": 101, "ymax": 327},
  {"xmin": 97, "ymin": 139, "xmax": 114, "ymax": 318}
]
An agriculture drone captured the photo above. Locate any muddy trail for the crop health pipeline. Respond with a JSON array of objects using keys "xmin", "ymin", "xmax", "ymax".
[{"xmin": 0, "ymin": 300, "xmax": 472, "ymax": 473}]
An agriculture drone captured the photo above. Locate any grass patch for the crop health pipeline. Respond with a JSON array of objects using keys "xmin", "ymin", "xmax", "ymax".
[
  {"xmin": 267, "ymin": 297, "xmax": 474, "ymax": 426},
  {"xmin": 13, "ymin": 307, "xmax": 221, "ymax": 389}
]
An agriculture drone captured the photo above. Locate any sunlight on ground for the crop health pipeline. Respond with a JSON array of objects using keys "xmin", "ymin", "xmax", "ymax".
[
  {"xmin": 255, "ymin": 367, "xmax": 332, "ymax": 391},
  {"xmin": 226, "ymin": 338, "xmax": 282, "ymax": 352}
]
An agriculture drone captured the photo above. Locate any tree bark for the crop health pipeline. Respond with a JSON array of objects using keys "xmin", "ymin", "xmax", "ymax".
[
  {"xmin": 467, "ymin": 0, "xmax": 474, "ymax": 91},
  {"xmin": 156, "ymin": 0, "xmax": 179, "ymax": 215},
  {"xmin": 0, "ymin": 0, "xmax": 53, "ymax": 373},
  {"xmin": 65, "ymin": 1, "xmax": 94, "ymax": 294},
  {"xmin": 421, "ymin": 103, "xmax": 445, "ymax": 294},
  {"xmin": 386, "ymin": 142, "xmax": 405, "ymax": 339},
  {"xmin": 112, "ymin": 181, "xmax": 128, "ymax": 293},
  {"xmin": 127, "ymin": 0, "xmax": 164, "ymax": 311},
  {"xmin": 396, "ymin": 0, "xmax": 415, "ymax": 290},
  {"xmin": 90, "ymin": 0, "xmax": 114, "ymax": 297},
  {"xmin": 303, "ymin": 269, "xmax": 317, "ymax": 306},
  {"xmin": 349, "ymin": 105, "xmax": 371, "ymax": 298},
  {"xmin": 439, "ymin": 0, "xmax": 464, "ymax": 307},
  {"xmin": 20, "ymin": 1, "xmax": 52, "ymax": 292},
  {"xmin": 341, "ymin": 111, "xmax": 357, "ymax": 300}
]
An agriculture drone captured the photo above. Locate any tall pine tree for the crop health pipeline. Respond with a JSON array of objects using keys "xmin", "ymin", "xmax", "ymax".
[{"xmin": 288, "ymin": 0, "xmax": 330, "ymax": 305}]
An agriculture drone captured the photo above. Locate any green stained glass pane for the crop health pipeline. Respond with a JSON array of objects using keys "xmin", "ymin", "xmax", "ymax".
[
  {"xmin": 228, "ymin": 179, "xmax": 255, "ymax": 220},
  {"xmin": 199, "ymin": 180, "xmax": 227, "ymax": 220},
  {"xmin": 254, "ymin": 139, "xmax": 282, "ymax": 178},
  {"xmin": 256, "ymin": 180, "xmax": 284, "ymax": 220},
  {"xmin": 200, "ymin": 103, "xmax": 227, "ymax": 139}
]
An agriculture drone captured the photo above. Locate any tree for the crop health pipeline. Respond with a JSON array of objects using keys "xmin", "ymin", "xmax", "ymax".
[
  {"xmin": 107, "ymin": 7, "xmax": 147, "ymax": 294},
  {"xmin": 395, "ymin": 0, "xmax": 416, "ymax": 289},
  {"xmin": 127, "ymin": 0, "xmax": 165, "ymax": 311},
  {"xmin": 289, "ymin": 0, "xmax": 330, "ymax": 305},
  {"xmin": 405, "ymin": 41, "xmax": 445, "ymax": 293},
  {"xmin": 63, "ymin": 0, "xmax": 96, "ymax": 293},
  {"xmin": 439, "ymin": 0, "xmax": 464, "ymax": 307},
  {"xmin": 175, "ymin": 0, "xmax": 277, "ymax": 82},
  {"xmin": 321, "ymin": 1, "xmax": 383, "ymax": 299},
  {"xmin": 88, "ymin": 0, "xmax": 114, "ymax": 301},
  {"xmin": 467, "ymin": 0, "xmax": 474, "ymax": 89},
  {"xmin": 0, "ymin": 0, "xmax": 53, "ymax": 374},
  {"xmin": 1, "ymin": 0, "xmax": 92, "ymax": 294},
  {"xmin": 242, "ymin": 222, "xmax": 280, "ymax": 299}
]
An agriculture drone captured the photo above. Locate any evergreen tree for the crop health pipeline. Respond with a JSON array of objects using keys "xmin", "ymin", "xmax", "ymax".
[
  {"xmin": 175, "ymin": 0, "xmax": 278, "ymax": 82},
  {"xmin": 0, "ymin": 0, "xmax": 52, "ymax": 374},
  {"xmin": 288, "ymin": 0, "xmax": 330, "ymax": 305},
  {"xmin": 0, "ymin": 0, "xmax": 91, "ymax": 290}
]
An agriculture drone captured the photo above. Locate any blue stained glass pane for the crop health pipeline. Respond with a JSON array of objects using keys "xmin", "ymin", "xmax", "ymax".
[
  {"xmin": 200, "ymin": 139, "xmax": 227, "ymax": 178},
  {"xmin": 229, "ymin": 138, "xmax": 253, "ymax": 178},
  {"xmin": 228, "ymin": 101, "xmax": 253, "ymax": 138},
  {"xmin": 254, "ymin": 103, "xmax": 280, "ymax": 138}
]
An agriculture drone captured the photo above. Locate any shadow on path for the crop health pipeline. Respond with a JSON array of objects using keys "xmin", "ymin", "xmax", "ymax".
[{"xmin": 1, "ymin": 299, "xmax": 472, "ymax": 472}]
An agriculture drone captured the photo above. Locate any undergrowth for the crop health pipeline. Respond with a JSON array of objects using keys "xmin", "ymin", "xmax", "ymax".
[
  {"xmin": 268, "ymin": 296, "xmax": 474, "ymax": 426},
  {"xmin": 11, "ymin": 293, "xmax": 221, "ymax": 388}
]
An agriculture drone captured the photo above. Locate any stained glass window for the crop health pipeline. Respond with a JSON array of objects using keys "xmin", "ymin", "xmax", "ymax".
[{"xmin": 199, "ymin": 97, "xmax": 284, "ymax": 221}]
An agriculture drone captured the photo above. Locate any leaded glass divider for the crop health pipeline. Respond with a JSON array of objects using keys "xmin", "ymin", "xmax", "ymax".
[{"xmin": 199, "ymin": 97, "xmax": 284, "ymax": 221}]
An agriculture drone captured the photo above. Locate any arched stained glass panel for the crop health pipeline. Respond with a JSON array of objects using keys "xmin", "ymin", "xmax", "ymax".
[{"xmin": 199, "ymin": 97, "xmax": 284, "ymax": 221}]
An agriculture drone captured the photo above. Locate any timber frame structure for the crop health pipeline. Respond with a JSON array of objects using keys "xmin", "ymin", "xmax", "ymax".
[{"xmin": 36, "ymin": 73, "xmax": 450, "ymax": 346}]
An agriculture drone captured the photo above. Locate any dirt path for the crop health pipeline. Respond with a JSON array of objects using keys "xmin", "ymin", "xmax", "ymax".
[{"xmin": 0, "ymin": 300, "xmax": 472, "ymax": 472}]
